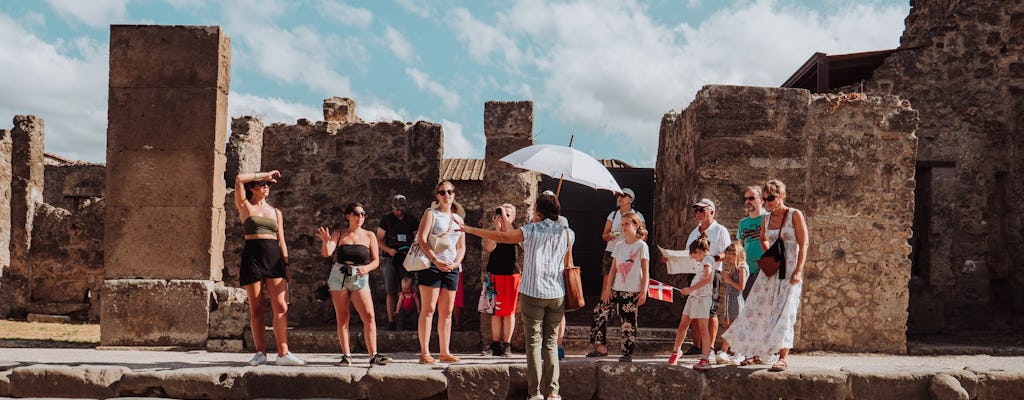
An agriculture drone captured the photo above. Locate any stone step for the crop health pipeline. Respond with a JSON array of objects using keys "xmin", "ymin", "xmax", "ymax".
[{"xmin": 240, "ymin": 325, "xmax": 687, "ymax": 356}]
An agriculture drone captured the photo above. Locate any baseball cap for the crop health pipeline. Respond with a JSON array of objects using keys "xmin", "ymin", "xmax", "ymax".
[
  {"xmin": 619, "ymin": 188, "xmax": 635, "ymax": 199},
  {"xmin": 692, "ymin": 198, "xmax": 716, "ymax": 212}
]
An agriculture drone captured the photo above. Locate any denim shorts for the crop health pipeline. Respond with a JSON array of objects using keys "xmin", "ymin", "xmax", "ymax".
[{"xmin": 327, "ymin": 263, "xmax": 369, "ymax": 291}]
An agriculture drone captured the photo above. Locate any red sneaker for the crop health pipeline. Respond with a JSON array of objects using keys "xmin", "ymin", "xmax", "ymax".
[
  {"xmin": 694, "ymin": 358, "xmax": 712, "ymax": 371},
  {"xmin": 667, "ymin": 351, "xmax": 680, "ymax": 366}
]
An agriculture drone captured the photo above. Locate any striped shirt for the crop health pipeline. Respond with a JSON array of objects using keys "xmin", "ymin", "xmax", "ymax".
[{"xmin": 518, "ymin": 219, "xmax": 570, "ymax": 299}]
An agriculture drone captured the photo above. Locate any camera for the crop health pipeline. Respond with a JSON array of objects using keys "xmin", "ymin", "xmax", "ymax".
[{"xmin": 495, "ymin": 207, "xmax": 504, "ymax": 216}]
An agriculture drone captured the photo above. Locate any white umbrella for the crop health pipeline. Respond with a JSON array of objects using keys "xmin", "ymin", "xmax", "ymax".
[{"xmin": 500, "ymin": 144, "xmax": 622, "ymax": 195}]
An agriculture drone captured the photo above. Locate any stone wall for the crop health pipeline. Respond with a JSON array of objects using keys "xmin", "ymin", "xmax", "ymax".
[
  {"xmin": 655, "ymin": 85, "xmax": 918, "ymax": 352},
  {"xmin": 101, "ymin": 25, "xmax": 230, "ymax": 346},
  {"xmin": 0, "ymin": 115, "xmax": 45, "ymax": 318},
  {"xmin": 0, "ymin": 129, "xmax": 10, "ymax": 283},
  {"xmin": 28, "ymin": 202, "xmax": 105, "ymax": 321},
  {"xmin": 863, "ymin": 0, "xmax": 1024, "ymax": 334},
  {"xmin": 43, "ymin": 164, "xmax": 105, "ymax": 211}
]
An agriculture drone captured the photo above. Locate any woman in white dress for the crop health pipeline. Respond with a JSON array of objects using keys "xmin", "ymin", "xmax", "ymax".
[{"xmin": 720, "ymin": 179, "xmax": 808, "ymax": 372}]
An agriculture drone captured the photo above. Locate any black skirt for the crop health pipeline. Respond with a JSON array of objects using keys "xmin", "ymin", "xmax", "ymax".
[{"xmin": 240, "ymin": 239, "xmax": 287, "ymax": 286}]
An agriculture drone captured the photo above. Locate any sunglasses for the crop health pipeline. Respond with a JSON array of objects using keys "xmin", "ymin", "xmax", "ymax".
[
  {"xmin": 743, "ymin": 196, "xmax": 757, "ymax": 201},
  {"xmin": 693, "ymin": 207, "xmax": 707, "ymax": 213},
  {"xmin": 254, "ymin": 181, "xmax": 272, "ymax": 187},
  {"xmin": 436, "ymin": 189, "xmax": 455, "ymax": 195},
  {"xmin": 351, "ymin": 211, "xmax": 367, "ymax": 217},
  {"xmin": 763, "ymin": 194, "xmax": 777, "ymax": 202}
]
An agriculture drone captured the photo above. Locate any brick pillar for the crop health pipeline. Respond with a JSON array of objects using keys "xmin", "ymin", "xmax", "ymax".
[
  {"xmin": 102, "ymin": 25, "xmax": 230, "ymax": 346},
  {"xmin": 0, "ymin": 116, "xmax": 46, "ymax": 317},
  {"xmin": 225, "ymin": 116, "xmax": 264, "ymax": 188},
  {"xmin": 479, "ymin": 101, "xmax": 537, "ymax": 347},
  {"xmin": 0, "ymin": 129, "xmax": 12, "ymax": 310}
]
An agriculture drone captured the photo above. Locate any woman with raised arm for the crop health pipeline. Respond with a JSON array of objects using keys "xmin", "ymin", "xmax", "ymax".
[
  {"xmin": 414, "ymin": 181, "xmax": 467, "ymax": 364},
  {"xmin": 234, "ymin": 170, "xmax": 305, "ymax": 366},
  {"xmin": 316, "ymin": 202, "xmax": 392, "ymax": 366}
]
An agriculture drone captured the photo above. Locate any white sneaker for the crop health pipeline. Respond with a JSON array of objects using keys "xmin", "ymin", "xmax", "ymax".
[
  {"xmin": 248, "ymin": 352, "xmax": 267, "ymax": 366},
  {"xmin": 275, "ymin": 352, "xmax": 307, "ymax": 366},
  {"xmin": 715, "ymin": 352, "xmax": 730, "ymax": 365},
  {"xmin": 730, "ymin": 353, "xmax": 745, "ymax": 365}
]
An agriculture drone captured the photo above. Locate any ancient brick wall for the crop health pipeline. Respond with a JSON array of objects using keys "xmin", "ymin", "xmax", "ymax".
[
  {"xmin": 655, "ymin": 85, "xmax": 918, "ymax": 352},
  {"xmin": 28, "ymin": 202, "xmax": 105, "ymax": 321},
  {"xmin": 0, "ymin": 116, "xmax": 45, "ymax": 318},
  {"xmin": 863, "ymin": 0, "xmax": 1024, "ymax": 334}
]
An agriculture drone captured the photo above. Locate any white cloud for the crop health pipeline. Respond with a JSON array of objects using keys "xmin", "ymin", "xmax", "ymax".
[
  {"xmin": 452, "ymin": 0, "xmax": 907, "ymax": 164},
  {"xmin": 394, "ymin": 0, "xmax": 430, "ymax": 18},
  {"xmin": 223, "ymin": 0, "xmax": 353, "ymax": 96},
  {"xmin": 0, "ymin": 12, "xmax": 108, "ymax": 163},
  {"xmin": 384, "ymin": 26, "xmax": 414, "ymax": 63},
  {"xmin": 439, "ymin": 118, "xmax": 479, "ymax": 158},
  {"xmin": 229, "ymin": 92, "xmax": 320, "ymax": 125},
  {"xmin": 360, "ymin": 101, "xmax": 407, "ymax": 122},
  {"xmin": 406, "ymin": 68, "xmax": 461, "ymax": 111},
  {"xmin": 44, "ymin": 0, "xmax": 128, "ymax": 28},
  {"xmin": 449, "ymin": 8, "xmax": 522, "ymax": 65},
  {"xmin": 318, "ymin": 1, "xmax": 373, "ymax": 28}
]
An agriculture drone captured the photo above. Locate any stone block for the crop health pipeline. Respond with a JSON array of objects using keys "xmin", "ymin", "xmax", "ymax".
[
  {"xmin": 596, "ymin": 363, "xmax": 706, "ymax": 400},
  {"xmin": 484, "ymin": 101, "xmax": 533, "ymax": 139},
  {"xmin": 243, "ymin": 367, "xmax": 366, "ymax": 399},
  {"xmin": 0, "ymin": 129, "xmax": 10, "ymax": 272},
  {"xmin": 105, "ymin": 148, "xmax": 226, "ymax": 208},
  {"xmin": 104, "ymin": 205, "xmax": 224, "ymax": 280},
  {"xmin": 209, "ymin": 285, "xmax": 249, "ymax": 339},
  {"xmin": 118, "ymin": 367, "xmax": 246, "ymax": 399},
  {"xmin": 107, "ymin": 87, "xmax": 228, "ymax": 153},
  {"xmin": 10, "ymin": 364, "xmax": 129, "ymax": 399},
  {"xmin": 704, "ymin": 366, "xmax": 850, "ymax": 400},
  {"xmin": 26, "ymin": 302, "xmax": 91, "ymax": 315},
  {"xmin": 0, "ymin": 370, "xmax": 10, "ymax": 397},
  {"xmin": 692, "ymin": 85, "xmax": 810, "ymax": 139},
  {"xmin": 225, "ymin": 116, "xmax": 265, "ymax": 189},
  {"xmin": 845, "ymin": 366, "xmax": 936, "ymax": 400},
  {"xmin": 931, "ymin": 373, "xmax": 969, "ymax": 400},
  {"xmin": 323, "ymin": 97, "xmax": 358, "ymax": 123},
  {"xmin": 559, "ymin": 362, "xmax": 598, "ymax": 400},
  {"xmin": 207, "ymin": 339, "xmax": 244, "ymax": 353},
  {"xmin": 100, "ymin": 279, "xmax": 213, "ymax": 347},
  {"xmin": 362, "ymin": 366, "xmax": 447, "ymax": 400},
  {"xmin": 109, "ymin": 25, "xmax": 230, "ymax": 91},
  {"xmin": 445, "ymin": 364, "xmax": 509, "ymax": 400},
  {"xmin": 975, "ymin": 369, "xmax": 1024, "ymax": 399}
]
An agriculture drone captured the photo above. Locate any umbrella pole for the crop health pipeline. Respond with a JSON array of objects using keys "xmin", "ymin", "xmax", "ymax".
[{"xmin": 555, "ymin": 135, "xmax": 574, "ymax": 198}]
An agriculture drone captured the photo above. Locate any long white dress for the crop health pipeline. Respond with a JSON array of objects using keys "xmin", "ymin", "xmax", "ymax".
[{"xmin": 721, "ymin": 209, "xmax": 802, "ymax": 357}]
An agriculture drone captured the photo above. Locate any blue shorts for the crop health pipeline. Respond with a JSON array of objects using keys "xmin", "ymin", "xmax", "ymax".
[{"xmin": 328, "ymin": 263, "xmax": 369, "ymax": 291}]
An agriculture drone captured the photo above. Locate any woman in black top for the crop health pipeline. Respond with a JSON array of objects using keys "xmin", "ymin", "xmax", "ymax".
[
  {"xmin": 482, "ymin": 203, "xmax": 520, "ymax": 357},
  {"xmin": 316, "ymin": 202, "xmax": 391, "ymax": 366}
]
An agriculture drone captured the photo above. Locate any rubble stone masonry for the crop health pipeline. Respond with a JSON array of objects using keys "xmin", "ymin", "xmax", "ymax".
[
  {"xmin": 0, "ymin": 116, "xmax": 46, "ymax": 318},
  {"xmin": 864, "ymin": 0, "xmax": 1024, "ymax": 333},
  {"xmin": 655, "ymin": 85, "xmax": 918, "ymax": 352}
]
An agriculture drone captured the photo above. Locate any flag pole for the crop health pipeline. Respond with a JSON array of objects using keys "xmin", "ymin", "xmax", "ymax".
[{"xmin": 555, "ymin": 135, "xmax": 574, "ymax": 197}]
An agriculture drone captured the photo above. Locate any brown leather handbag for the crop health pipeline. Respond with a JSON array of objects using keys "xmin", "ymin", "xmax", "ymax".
[
  {"xmin": 757, "ymin": 209, "xmax": 789, "ymax": 277},
  {"xmin": 563, "ymin": 231, "xmax": 586, "ymax": 311}
]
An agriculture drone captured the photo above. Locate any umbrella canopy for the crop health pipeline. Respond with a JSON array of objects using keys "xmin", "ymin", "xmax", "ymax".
[{"xmin": 500, "ymin": 144, "xmax": 622, "ymax": 193}]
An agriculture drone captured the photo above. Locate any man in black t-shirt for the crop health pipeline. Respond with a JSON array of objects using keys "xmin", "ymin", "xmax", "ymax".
[{"xmin": 376, "ymin": 194, "xmax": 420, "ymax": 331}]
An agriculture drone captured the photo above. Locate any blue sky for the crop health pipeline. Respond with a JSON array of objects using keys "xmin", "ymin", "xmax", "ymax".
[{"xmin": 0, "ymin": 0, "xmax": 909, "ymax": 165}]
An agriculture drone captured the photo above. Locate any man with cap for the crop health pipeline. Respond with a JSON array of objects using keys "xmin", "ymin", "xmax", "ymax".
[
  {"xmin": 682, "ymin": 198, "xmax": 731, "ymax": 356},
  {"xmin": 377, "ymin": 194, "xmax": 420, "ymax": 331},
  {"xmin": 601, "ymin": 188, "xmax": 645, "ymax": 278}
]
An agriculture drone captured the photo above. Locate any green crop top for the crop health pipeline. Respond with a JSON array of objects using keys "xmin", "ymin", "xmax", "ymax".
[{"xmin": 243, "ymin": 215, "xmax": 279, "ymax": 235}]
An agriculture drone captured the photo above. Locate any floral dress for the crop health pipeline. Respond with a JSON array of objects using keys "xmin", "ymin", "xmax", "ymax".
[{"xmin": 721, "ymin": 209, "xmax": 802, "ymax": 357}]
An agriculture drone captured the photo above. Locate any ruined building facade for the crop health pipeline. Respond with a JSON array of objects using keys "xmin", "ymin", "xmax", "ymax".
[{"xmin": 859, "ymin": 0, "xmax": 1024, "ymax": 335}]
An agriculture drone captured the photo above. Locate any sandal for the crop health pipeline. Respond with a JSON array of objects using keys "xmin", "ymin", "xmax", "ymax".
[
  {"xmin": 585, "ymin": 350, "xmax": 609, "ymax": 358},
  {"xmin": 740, "ymin": 356, "xmax": 763, "ymax": 366},
  {"xmin": 439, "ymin": 354, "xmax": 461, "ymax": 363},
  {"xmin": 419, "ymin": 354, "xmax": 436, "ymax": 364},
  {"xmin": 769, "ymin": 359, "xmax": 788, "ymax": 372}
]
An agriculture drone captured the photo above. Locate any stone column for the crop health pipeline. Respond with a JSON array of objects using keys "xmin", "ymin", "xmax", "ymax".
[
  {"xmin": 102, "ymin": 25, "xmax": 230, "ymax": 346},
  {"xmin": 0, "ymin": 129, "xmax": 12, "ymax": 307},
  {"xmin": 0, "ymin": 116, "xmax": 45, "ymax": 317},
  {"xmin": 225, "ymin": 116, "xmax": 264, "ymax": 188},
  {"xmin": 479, "ymin": 101, "xmax": 537, "ymax": 348}
]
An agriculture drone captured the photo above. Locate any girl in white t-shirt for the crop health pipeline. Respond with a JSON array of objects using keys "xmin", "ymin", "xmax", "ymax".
[
  {"xmin": 586, "ymin": 212, "xmax": 650, "ymax": 362},
  {"xmin": 668, "ymin": 236, "xmax": 715, "ymax": 371}
]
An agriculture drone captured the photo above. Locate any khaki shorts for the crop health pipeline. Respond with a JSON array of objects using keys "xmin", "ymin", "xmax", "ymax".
[{"xmin": 682, "ymin": 295, "xmax": 712, "ymax": 319}]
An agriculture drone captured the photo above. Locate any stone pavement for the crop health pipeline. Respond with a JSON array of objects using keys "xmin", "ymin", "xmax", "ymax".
[{"xmin": 1, "ymin": 347, "xmax": 1022, "ymax": 399}]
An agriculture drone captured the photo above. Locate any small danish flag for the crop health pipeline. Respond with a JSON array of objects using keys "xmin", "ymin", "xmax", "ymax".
[{"xmin": 648, "ymin": 279, "xmax": 675, "ymax": 303}]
